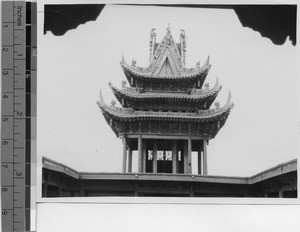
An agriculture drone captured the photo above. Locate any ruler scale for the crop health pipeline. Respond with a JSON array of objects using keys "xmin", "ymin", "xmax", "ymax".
[{"xmin": 1, "ymin": 1, "xmax": 36, "ymax": 231}]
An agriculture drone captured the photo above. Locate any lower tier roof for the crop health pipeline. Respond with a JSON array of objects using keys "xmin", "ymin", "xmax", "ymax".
[{"xmin": 98, "ymin": 91, "xmax": 233, "ymax": 138}]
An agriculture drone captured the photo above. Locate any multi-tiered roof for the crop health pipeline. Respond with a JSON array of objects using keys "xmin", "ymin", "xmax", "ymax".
[{"xmin": 98, "ymin": 27, "xmax": 233, "ymax": 139}]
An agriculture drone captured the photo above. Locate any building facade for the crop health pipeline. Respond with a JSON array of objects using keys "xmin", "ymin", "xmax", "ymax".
[{"xmin": 98, "ymin": 26, "xmax": 233, "ymax": 175}]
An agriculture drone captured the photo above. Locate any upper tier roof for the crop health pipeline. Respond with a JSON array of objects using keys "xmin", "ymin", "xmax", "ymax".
[
  {"xmin": 109, "ymin": 78, "xmax": 221, "ymax": 102},
  {"xmin": 120, "ymin": 27, "xmax": 211, "ymax": 80}
]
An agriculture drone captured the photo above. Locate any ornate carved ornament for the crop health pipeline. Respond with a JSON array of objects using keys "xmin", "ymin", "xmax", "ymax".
[{"xmin": 120, "ymin": 29, "xmax": 212, "ymax": 79}]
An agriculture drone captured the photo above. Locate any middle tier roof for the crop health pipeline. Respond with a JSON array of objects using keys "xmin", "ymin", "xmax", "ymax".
[{"xmin": 109, "ymin": 79, "xmax": 222, "ymax": 111}]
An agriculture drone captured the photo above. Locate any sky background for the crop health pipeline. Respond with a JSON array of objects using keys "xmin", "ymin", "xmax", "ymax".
[{"xmin": 38, "ymin": 4, "xmax": 297, "ymax": 177}]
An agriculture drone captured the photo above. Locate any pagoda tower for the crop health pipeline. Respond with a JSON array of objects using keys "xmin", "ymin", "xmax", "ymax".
[{"xmin": 98, "ymin": 27, "xmax": 233, "ymax": 175}]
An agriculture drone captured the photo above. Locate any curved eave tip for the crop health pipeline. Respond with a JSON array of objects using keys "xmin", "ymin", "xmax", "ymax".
[
  {"xmin": 108, "ymin": 82, "xmax": 117, "ymax": 91},
  {"xmin": 205, "ymin": 54, "xmax": 210, "ymax": 66},
  {"xmin": 226, "ymin": 90, "xmax": 233, "ymax": 107},
  {"xmin": 120, "ymin": 54, "xmax": 125, "ymax": 64},
  {"xmin": 96, "ymin": 100, "xmax": 103, "ymax": 109},
  {"xmin": 98, "ymin": 89, "xmax": 106, "ymax": 106},
  {"xmin": 214, "ymin": 77, "xmax": 219, "ymax": 87},
  {"xmin": 215, "ymin": 75, "xmax": 219, "ymax": 82}
]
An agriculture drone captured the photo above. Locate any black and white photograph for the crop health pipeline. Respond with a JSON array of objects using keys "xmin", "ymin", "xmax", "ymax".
[{"xmin": 38, "ymin": 3, "xmax": 297, "ymax": 199}]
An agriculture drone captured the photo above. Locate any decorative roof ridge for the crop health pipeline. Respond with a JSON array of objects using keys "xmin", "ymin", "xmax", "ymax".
[
  {"xmin": 150, "ymin": 27, "xmax": 183, "ymax": 75},
  {"xmin": 120, "ymin": 55, "xmax": 211, "ymax": 79}
]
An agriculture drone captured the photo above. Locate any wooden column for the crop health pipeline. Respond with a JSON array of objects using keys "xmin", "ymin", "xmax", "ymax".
[
  {"xmin": 79, "ymin": 181, "xmax": 85, "ymax": 197},
  {"xmin": 172, "ymin": 140, "xmax": 177, "ymax": 174},
  {"xmin": 138, "ymin": 135, "xmax": 142, "ymax": 173},
  {"xmin": 183, "ymin": 140, "xmax": 188, "ymax": 174},
  {"xmin": 263, "ymin": 187, "xmax": 268, "ymax": 198},
  {"xmin": 122, "ymin": 136, "xmax": 127, "ymax": 173},
  {"xmin": 278, "ymin": 189, "xmax": 283, "ymax": 198},
  {"xmin": 153, "ymin": 139, "xmax": 157, "ymax": 173},
  {"xmin": 198, "ymin": 142, "xmax": 202, "ymax": 175},
  {"xmin": 203, "ymin": 139, "xmax": 208, "ymax": 175},
  {"xmin": 142, "ymin": 140, "xmax": 147, "ymax": 173},
  {"xmin": 190, "ymin": 184, "xmax": 194, "ymax": 197},
  {"xmin": 59, "ymin": 179, "xmax": 63, "ymax": 196},
  {"xmin": 187, "ymin": 137, "xmax": 192, "ymax": 174},
  {"xmin": 128, "ymin": 147, "xmax": 132, "ymax": 172}
]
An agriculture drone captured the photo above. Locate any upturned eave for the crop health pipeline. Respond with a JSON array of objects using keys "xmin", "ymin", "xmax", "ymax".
[
  {"xmin": 109, "ymin": 79, "xmax": 222, "ymax": 107},
  {"xmin": 120, "ymin": 55, "xmax": 211, "ymax": 81},
  {"xmin": 97, "ymin": 90, "xmax": 233, "ymax": 123}
]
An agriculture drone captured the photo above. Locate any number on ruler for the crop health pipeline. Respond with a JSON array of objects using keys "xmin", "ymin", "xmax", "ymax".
[
  {"xmin": 16, "ymin": 172, "xmax": 22, "ymax": 176},
  {"xmin": 16, "ymin": 111, "xmax": 23, "ymax": 116},
  {"xmin": 2, "ymin": 210, "xmax": 8, "ymax": 216}
]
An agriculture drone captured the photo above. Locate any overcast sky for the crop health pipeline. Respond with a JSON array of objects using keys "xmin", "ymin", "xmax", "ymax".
[{"xmin": 38, "ymin": 4, "xmax": 297, "ymax": 177}]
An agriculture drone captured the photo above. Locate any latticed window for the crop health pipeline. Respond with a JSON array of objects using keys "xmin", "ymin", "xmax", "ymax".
[
  {"xmin": 165, "ymin": 151, "xmax": 173, "ymax": 161},
  {"xmin": 157, "ymin": 150, "xmax": 164, "ymax": 160},
  {"xmin": 148, "ymin": 150, "xmax": 153, "ymax": 160},
  {"xmin": 178, "ymin": 151, "xmax": 182, "ymax": 161}
]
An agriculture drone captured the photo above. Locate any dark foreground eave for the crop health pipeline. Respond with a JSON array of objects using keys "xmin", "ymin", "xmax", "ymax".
[{"xmin": 42, "ymin": 157, "xmax": 297, "ymax": 185}]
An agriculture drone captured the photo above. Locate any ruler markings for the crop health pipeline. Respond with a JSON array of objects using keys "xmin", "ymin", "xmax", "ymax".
[{"xmin": 1, "ymin": 1, "xmax": 35, "ymax": 232}]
